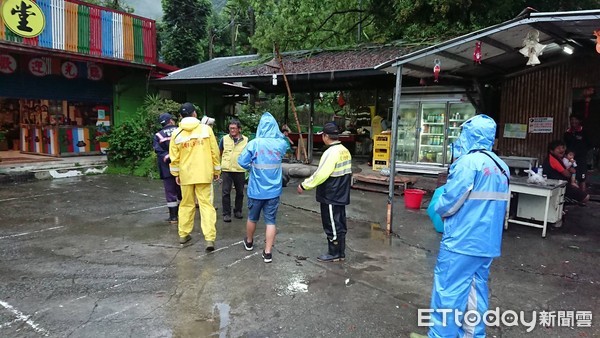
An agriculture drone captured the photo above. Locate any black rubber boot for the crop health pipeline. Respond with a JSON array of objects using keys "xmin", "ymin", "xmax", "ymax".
[
  {"xmin": 338, "ymin": 236, "xmax": 346, "ymax": 260},
  {"xmin": 167, "ymin": 206, "xmax": 178, "ymax": 224},
  {"xmin": 317, "ymin": 240, "xmax": 342, "ymax": 262}
]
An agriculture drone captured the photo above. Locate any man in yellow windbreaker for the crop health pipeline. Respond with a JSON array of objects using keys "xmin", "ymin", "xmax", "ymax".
[
  {"xmin": 297, "ymin": 122, "xmax": 352, "ymax": 262},
  {"xmin": 169, "ymin": 102, "xmax": 221, "ymax": 251},
  {"xmin": 218, "ymin": 119, "xmax": 248, "ymax": 222}
]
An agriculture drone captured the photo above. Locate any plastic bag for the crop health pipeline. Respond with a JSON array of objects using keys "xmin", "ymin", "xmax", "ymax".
[
  {"xmin": 427, "ymin": 185, "xmax": 445, "ymax": 233},
  {"xmin": 524, "ymin": 169, "xmax": 547, "ymax": 185}
]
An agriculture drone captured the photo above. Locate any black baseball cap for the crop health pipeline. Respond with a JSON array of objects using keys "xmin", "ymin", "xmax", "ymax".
[
  {"xmin": 179, "ymin": 102, "xmax": 196, "ymax": 117},
  {"xmin": 158, "ymin": 113, "xmax": 173, "ymax": 126},
  {"xmin": 321, "ymin": 122, "xmax": 339, "ymax": 135}
]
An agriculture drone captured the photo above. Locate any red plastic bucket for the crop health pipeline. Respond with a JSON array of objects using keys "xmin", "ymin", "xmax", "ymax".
[{"xmin": 404, "ymin": 189, "xmax": 426, "ymax": 209}]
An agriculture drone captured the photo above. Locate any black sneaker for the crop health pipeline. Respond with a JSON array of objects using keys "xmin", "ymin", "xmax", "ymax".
[
  {"xmin": 243, "ymin": 237, "xmax": 254, "ymax": 251},
  {"xmin": 234, "ymin": 211, "xmax": 243, "ymax": 219},
  {"xmin": 262, "ymin": 250, "xmax": 272, "ymax": 263},
  {"xmin": 223, "ymin": 214, "xmax": 232, "ymax": 222}
]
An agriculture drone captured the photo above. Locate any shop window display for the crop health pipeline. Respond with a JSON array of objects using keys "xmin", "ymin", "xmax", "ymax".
[
  {"xmin": 0, "ymin": 99, "xmax": 21, "ymax": 150},
  {"xmin": 0, "ymin": 97, "xmax": 110, "ymax": 156}
]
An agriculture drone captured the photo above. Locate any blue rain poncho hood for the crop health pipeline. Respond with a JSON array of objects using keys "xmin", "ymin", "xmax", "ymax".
[
  {"xmin": 453, "ymin": 114, "xmax": 496, "ymax": 159},
  {"xmin": 434, "ymin": 114, "xmax": 509, "ymax": 258},
  {"xmin": 237, "ymin": 112, "xmax": 289, "ymax": 199}
]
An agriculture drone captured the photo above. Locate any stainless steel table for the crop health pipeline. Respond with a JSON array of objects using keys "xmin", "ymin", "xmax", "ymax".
[{"xmin": 504, "ymin": 177, "xmax": 567, "ymax": 237}]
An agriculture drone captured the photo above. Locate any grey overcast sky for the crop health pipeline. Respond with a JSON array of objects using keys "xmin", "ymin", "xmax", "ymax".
[
  {"xmin": 128, "ymin": 0, "xmax": 163, "ymax": 20},
  {"xmin": 128, "ymin": 0, "xmax": 227, "ymax": 20}
]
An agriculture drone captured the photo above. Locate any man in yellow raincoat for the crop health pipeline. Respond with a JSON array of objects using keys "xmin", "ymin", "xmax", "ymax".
[{"xmin": 169, "ymin": 102, "xmax": 221, "ymax": 251}]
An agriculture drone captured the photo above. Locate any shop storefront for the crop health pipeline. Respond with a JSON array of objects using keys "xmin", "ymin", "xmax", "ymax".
[{"xmin": 0, "ymin": 0, "xmax": 157, "ymax": 157}]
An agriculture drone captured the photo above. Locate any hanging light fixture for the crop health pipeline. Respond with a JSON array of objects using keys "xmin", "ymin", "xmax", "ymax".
[
  {"xmin": 562, "ymin": 45, "xmax": 574, "ymax": 55},
  {"xmin": 272, "ymin": 74, "xmax": 278, "ymax": 86}
]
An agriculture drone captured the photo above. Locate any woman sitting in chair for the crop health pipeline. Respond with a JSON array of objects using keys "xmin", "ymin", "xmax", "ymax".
[{"xmin": 542, "ymin": 140, "xmax": 589, "ymax": 205}]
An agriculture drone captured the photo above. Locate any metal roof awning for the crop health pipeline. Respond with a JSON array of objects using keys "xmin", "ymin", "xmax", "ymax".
[
  {"xmin": 380, "ymin": 9, "xmax": 600, "ymax": 234},
  {"xmin": 376, "ymin": 9, "xmax": 600, "ymax": 80}
]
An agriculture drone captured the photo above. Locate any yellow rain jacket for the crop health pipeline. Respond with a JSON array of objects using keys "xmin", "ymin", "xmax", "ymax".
[
  {"xmin": 371, "ymin": 115, "xmax": 383, "ymax": 139},
  {"xmin": 221, "ymin": 135, "xmax": 248, "ymax": 172},
  {"xmin": 301, "ymin": 141, "xmax": 352, "ymax": 205},
  {"xmin": 169, "ymin": 117, "xmax": 221, "ymax": 184}
]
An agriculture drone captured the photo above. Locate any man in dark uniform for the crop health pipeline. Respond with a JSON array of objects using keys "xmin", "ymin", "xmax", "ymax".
[
  {"xmin": 297, "ymin": 122, "xmax": 353, "ymax": 262},
  {"xmin": 153, "ymin": 113, "xmax": 182, "ymax": 224}
]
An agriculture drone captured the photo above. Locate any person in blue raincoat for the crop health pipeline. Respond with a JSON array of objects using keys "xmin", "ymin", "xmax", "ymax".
[
  {"xmin": 412, "ymin": 114, "xmax": 510, "ymax": 338},
  {"xmin": 237, "ymin": 112, "xmax": 289, "ymax": 263}
]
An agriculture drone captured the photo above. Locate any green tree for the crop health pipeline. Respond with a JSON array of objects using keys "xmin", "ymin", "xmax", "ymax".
[
  {"xmin": 160, "ymin": 0, "xmax": 212, "ymax": 67},
  {"xmin": 221, "ymin": 0, "xmax": 600, "ymax": 54},
  {"xmin": 371, "ymin": 0, "xmax": 600, "ymax": 44},
  {"xmin": 198, "ymin": 0, "xmax": 255, "ymax": 60},
  {"xmin": 248, "ymin": 0, "xmax": 377, "ymax": 53}
]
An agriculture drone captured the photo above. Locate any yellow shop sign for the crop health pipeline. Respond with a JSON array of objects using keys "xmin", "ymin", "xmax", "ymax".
[{"xmin": 1, "ymin": 0, "xmax": 46, "ymax": 38}]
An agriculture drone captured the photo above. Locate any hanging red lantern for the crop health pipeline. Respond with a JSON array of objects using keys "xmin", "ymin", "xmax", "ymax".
[
  {"xmin": 473, "ymin": 41, "xmax": 482, "ymax": 64},
  {"xmin": 433, "ymin": 59, "xmax": 441, "ymax": 83},
  {"xmin": 337, "ymin": 92, "xmax": 346, "ymax": 107},
  {"xmin": 594, "ymin": 30, "xmax": 600, "ymax": 54}
]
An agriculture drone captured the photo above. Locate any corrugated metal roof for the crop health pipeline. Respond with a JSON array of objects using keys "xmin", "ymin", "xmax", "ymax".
[
  {"xmin": 158, "ymin": 45, "xmax": 406, "ymax": 82},
  {"xmin": 162, "ymin": 54, "xmax": 261, "ymax": 80}
]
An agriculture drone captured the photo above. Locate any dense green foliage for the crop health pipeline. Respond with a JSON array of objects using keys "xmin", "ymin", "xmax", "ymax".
[
  {"xmin": 202, "ymin": 1, "xmax": 256, "ymax": 60},
  {"xmin": 103, "ymin": 95, "xmax": 180, "ymax": 177},
  {"xmin": 212, "ymin": 0, "xmax": 600, "ymax": 54},
  {"xmin": 248, "ymin": 0, "xmax": 377, "ymax": 54},
  {"xmin": 234, "ymin": 92, "xmax": 342, "ymax": 134},
  {"xmin": 160, "ymin": 0, "xmax": 212, "ymax": 67}
]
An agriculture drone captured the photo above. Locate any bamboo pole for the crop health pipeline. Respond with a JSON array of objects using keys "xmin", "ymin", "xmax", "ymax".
[{"xmin": 274, "ymin": 45, "xmax": 309, "ymax": 163}]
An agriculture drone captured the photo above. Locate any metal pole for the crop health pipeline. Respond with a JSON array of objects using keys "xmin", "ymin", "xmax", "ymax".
[
  {"xmin": 387, "ymin": 65, "xmax": 403, "ymax": 234},
  {"xmin": 309, "ymin": 91, "xmax": 315, "ymax": 164}
]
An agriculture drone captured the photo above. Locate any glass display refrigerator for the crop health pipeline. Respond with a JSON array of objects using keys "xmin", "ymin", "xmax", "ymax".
[
  {"xmin": 395, "ymin": 100, "xmax": 476, "ymax": 174},
  {"xmin": 396, "ymin": 103, "xmax": 419, "ymax": 163}
]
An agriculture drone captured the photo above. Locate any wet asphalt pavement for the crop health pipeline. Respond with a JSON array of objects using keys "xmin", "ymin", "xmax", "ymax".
[{"xmin": 0, "ymin": 175, "xmax": 598, "ymax": 337}]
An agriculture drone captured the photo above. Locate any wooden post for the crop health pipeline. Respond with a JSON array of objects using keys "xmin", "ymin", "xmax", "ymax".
[{"xmin": 275, "ymin": 44, "xmax": 308, "ymax": 163}]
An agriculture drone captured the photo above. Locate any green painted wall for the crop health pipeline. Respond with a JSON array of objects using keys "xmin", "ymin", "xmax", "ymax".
[{"xmin": 113, "ymin": 72, "xmax": 155, "ymax": 126}]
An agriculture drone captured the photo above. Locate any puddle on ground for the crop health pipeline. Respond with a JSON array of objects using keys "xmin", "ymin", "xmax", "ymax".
[
  {"xmin": 277, "ymin": 274, "xmax": 309, "ymax": 296},
  {"xmin": 214, "ymin": 302, "xmax": 230, "ymax": 338},
  {"xmin": 171, "ymin": 302, "xmax": 231, "ymax": 337},
  {"xmin": 368, "ymin": 223, "xmax": 393, "ymax": 245}
]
